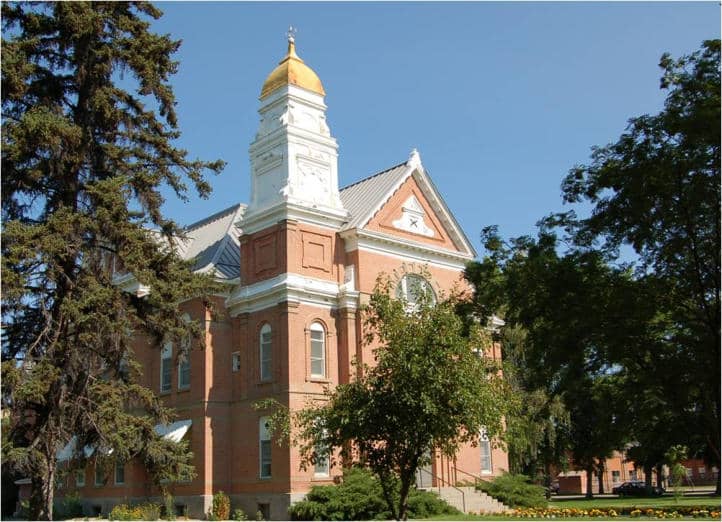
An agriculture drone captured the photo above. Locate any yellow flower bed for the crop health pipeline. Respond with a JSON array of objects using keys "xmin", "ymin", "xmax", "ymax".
[{"xmin": 503, "ymin": 506, "xmax": 721, "ymax": 519}]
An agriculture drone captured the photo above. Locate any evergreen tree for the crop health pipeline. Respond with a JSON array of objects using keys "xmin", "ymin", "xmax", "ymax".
[{"xmin": 1, "ymin": 3, "xmax": 224, "ymax": 519}]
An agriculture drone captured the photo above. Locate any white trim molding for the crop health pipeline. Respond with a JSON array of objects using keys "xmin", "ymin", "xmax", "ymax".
[
  {"xmin": 340, "ymin": 229, "xmax": 473, "ymax": 271},
  {"xmin": 226, "ymin": 272, "xmax": 360, "ymax": 316}
]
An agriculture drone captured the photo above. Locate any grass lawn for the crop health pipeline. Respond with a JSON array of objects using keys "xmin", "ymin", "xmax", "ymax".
[{"xmin": 550, "ymin": 494, "xmax": 721, "ymax": 509}]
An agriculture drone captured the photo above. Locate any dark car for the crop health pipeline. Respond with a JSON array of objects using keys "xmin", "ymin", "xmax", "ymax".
[{"xmin": 612, "ymin": 481, "xmax": 664, "ymax": 497}]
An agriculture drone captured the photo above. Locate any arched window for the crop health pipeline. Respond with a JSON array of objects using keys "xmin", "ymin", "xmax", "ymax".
[
  {"xmin": 259, "ymin": 324, "xmax": 272, "ymax": 381},
  {"xmin": 309, "ymin": 322, "xmax": 326, "ymax": 378},
  {"xmin": 396, "ymin": 274, "xmax": 436, "ymax": 308}
]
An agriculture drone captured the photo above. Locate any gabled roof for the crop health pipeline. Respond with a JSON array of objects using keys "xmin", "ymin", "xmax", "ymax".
[
  {"xmin": 180, "ymin": 203, "xmax": 245, "ymax": 280},
  {"xmin": 339, "ymin": 162, "xmax": 409, "ymax": 230},
  {"xmin": 339, "ymin": 152, "xmax": 476, "ymax": 258}
]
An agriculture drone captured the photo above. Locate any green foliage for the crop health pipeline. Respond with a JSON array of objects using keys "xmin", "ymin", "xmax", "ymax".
[
  {"xmin": 1, "ymin": 2, "xmax": 222, "ymax": 518},
  {"xmin": 209, "ymin": 491, "xmax": 230, "ymax": 521},
  {"xmin": 108, "ymin": 503, "xmax": 161, "ymax": 521},
  {"xmin": 162, "ymin": 493, "xmax": 176, "ymax": 521},
  {"xmin": 466, "ymin": 40, "xmax": 721, "ymax": 495},
  {"xmin": 665, "ymin": 445, "xmax": 689, "ymax": 503},
  {"xmin": 255, "ymin": 510, "xmax": 265, "ymax": 521},
  {"xmin": 557, "ymin": 39, "xmax": 721, "ymax": 474},
  {"xmin": 232, "ymin": 508, "xmax": 249, "ymax": 520},
  {"xmin": 477, "ymin": 473, "xmax": 547, "ymax": 508},
  {"xmin": 288, "ymin": 467, "xmax": 459, "ymax": 520},
  {"xmin": 53, "ymin": 491, "xmax": 84, "ymax": 520},
  {"xmin": 293, "ymin": 270, "xmax": 510, "ymax": 520}
]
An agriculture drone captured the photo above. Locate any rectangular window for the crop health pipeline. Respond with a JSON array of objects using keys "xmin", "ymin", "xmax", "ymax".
[
  {"xmin": 310, "ymin": 328, "xmax": 325, "ymax": 377},
  {"xmin": 480, "ymin": 429, "xmax": 492, "ymax": 474},
  {"xmin": 630, "ymin": 470, "xmax": 638, "ymax": 481},
  {"xmin": 314, "ymin": 446, "xmax": 330, "ymax": 477},
  {"xmin": 612, "ymin": 470, "xmax": 620, "ymax": 483},
  {"xmin": 115, "ymin": 462, "xmax": 125, "ymax": 485},
  {"xmin": 232, "ymin": 352, "xmax": 241, "ymax": 372},
  {"xmin": 260, "ymin": 328, "xmax": 272, "ymax": 381},
  {"xmin": 698, "ymin": 466, "xmax": 706, "ymax": 477},
  {"xmin": 76, "ymin": 470, "xmax": 85, "ymax": 488},
  {"xmin": 178, "ymin": 350, "xmax": 190, "ymax": 390},
  {"xmin": 685, "ymin": 467, "xmax": 693, "ymax": 478},
  {"xmin": 161, "ymin": 343, "xmax": 172, "ymax": 393},
  {"xmin": 259, "ymin": 417, "xmax": 271, "ymax": 478},
  {"xmin": 95, "ymin": 466, "xmax": 104, "ymax": 486}
]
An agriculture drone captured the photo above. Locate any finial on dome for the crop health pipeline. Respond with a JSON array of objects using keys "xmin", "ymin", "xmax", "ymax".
[
  {"xmin": 286, "ymin": 26, "xmax": 298, "ymax": 57},
  {"xmin": 407, "ymin": 148, "xmax": 422, "ymax": 169}
]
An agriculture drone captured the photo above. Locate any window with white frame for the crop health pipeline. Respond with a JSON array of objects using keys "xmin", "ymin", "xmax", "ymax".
[
  {"xmin": 178, "ymin": 338, "xmax": 191, "ymax": 390},
  {"xmin": 260, "ymin": 324, "xmax": 272, "ymax": 381},
  {"xmin": 612, "ymin": 470, "xmax": 620, "ymax": 483},
  {"xmin": 309, "ymin": 322, "xmax": 326, "ymax": 378},
  {"xmin": 480, "ymin": 428, "xmax": 492, "ymax": 474},
  {"xmin": 396, "ymin": 274, "xmax": 436, "ymax": 308},
  {"xmin": 114, "ymin": 462, "xmax": 125, "ymax": 485},
  {"xmin": 160, "ymin": 342, "xmax": 172, "ymax": 393},
  {"xmin": 259, "ymin": 417, "xmax": 272, "ymax": 478},
  {"xmin": 232, "ymin": 351, "xmax": 241, "ymax": 372},
  {"xmin": 314, "ymin": 425, "xmax": 330, "ymax": 477},
  {"xmin": 76, "ymin": 469, "xmax": 85, "ymax": 487}
]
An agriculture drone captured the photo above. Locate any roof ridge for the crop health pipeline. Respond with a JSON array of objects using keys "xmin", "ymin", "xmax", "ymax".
[
  {"xmin": 184, "ymin": 203, "xmax": 246, "ymax": 232},
  {"xmin": 340, "ymin": 160, "xmax": 408, "ymax": 192}
]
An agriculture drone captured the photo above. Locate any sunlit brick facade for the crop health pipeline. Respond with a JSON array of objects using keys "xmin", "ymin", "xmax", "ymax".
[{"xmin": 54, "ymin": 36, "xmax": 509, "ymax": 519}]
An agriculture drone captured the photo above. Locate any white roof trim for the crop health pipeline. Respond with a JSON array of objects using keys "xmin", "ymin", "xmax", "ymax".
[
  {"xmin": 345, "ymin": 152, "xmax": 476, "ymax": 258},
  {"xmin": 154, "ymin": 419, "xmax": 192, "ymax": 443}
]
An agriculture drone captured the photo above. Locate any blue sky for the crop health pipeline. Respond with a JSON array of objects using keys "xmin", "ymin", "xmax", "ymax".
[{"xmin": 151, "ymin": 1, "xmax": 718, "ymax": 254}]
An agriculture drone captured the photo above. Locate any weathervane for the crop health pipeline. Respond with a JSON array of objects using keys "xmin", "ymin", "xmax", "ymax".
[{"xmin": 287, "ymin": 26, "xmax": 297, "ymax": 43}]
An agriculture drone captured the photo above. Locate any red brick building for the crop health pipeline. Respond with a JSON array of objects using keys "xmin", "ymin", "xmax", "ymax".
[{"xmin": 48, "ymin": 36, "xmax": 508, "ymax": 519}]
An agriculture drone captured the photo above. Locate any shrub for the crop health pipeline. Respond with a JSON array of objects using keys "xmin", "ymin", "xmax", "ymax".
[
  {"xmin": 210, "ymin": 491, "xmax": 230, "ymax": 521},
  {"xmin": 477, "ymin": 472, "xmax": 547, "ymax": 508},
  {"xmin": 163, "ymin": 493, "xmax": 176, "ymax": 521},
  {"xmin": 54, "ymin": 491, "xmax": 84, "ymax": 519},
  {"xmin": 108, "ymin": 502, "xmax": 161, "ymax": 520},
  {"xmin": 232, "ymin": 508, "xmax": 248, "ymax": 520},
  {"xmin": 288, "ymin": 467, "xmax": 459, "ymax": 520}
]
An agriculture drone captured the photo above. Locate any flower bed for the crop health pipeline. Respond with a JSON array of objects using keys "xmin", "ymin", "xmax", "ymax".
[{"xmin": 502, "ymin": 506, "xmax": 721, "ymax": 518}]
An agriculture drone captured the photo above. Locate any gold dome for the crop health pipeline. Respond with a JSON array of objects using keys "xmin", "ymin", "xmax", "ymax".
[{"xmin": 260, "ymin": 38, "xmax": 325, "ymax": 99}]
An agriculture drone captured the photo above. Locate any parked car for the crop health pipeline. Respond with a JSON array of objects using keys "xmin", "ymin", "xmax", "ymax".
[{"xmin": 612, "ymin": 481, "xmax": 664, "ymax": 497}]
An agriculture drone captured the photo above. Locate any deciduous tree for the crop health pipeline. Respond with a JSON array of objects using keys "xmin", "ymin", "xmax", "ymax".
[
  {"xmin": 558, "ymin": 39, "xmax": 721, "ymax": 484},
  {"xmin": 293, "ymin": 275, "xmax": 510, "ymax": 520}
]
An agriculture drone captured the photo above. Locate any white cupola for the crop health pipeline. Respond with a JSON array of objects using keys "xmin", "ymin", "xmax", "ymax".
[{"xmin": 244, "ymin": 30, "xmax": 347, "ymax": 233}]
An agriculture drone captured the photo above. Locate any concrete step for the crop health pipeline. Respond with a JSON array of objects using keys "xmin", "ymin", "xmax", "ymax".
[{"xmin": 430, "ymin": 485, "xmax": 510, "ymax": 514}]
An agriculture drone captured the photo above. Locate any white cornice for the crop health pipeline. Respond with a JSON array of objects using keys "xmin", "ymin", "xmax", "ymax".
[
  {"xmin": 226, "ymin": 272, "xmax": 359, "ymax": 316},
  {"xmin": 340, "ymin": 229, "xmax": 473, "ymax": 271},
  {"xmin": 239, "ymin": 201, "xmax": 348, "ymax": 236},
  {"xmin": 112, "ymin": 273, "xmax": 151, "ymax": 297}
]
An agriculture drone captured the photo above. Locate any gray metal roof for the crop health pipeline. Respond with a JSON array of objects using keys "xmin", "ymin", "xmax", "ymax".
[
  {"xmin": 339, "ymin": 162, "xmax": 409, "ymax": 230},
  {"xmin": 181, "ymin": 204, "xmax": 244, "ymax": 280},
  {"xmin": 178, "ymin": 154, "xmax": 476, "ymax": 281}
]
